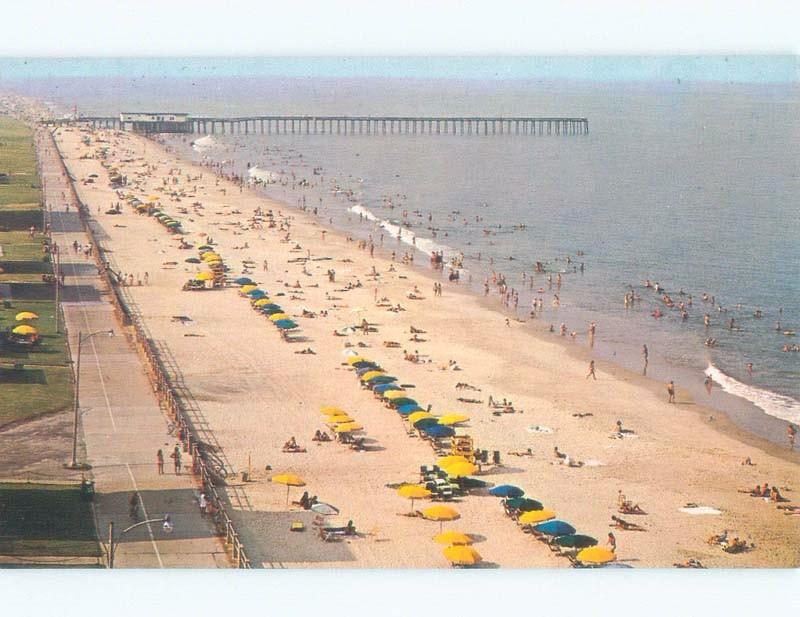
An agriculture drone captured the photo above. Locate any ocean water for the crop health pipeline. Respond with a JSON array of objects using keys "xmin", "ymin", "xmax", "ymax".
[{"xmin": 7, "ymin": 61, "xmax": 798, "ymax": 439}]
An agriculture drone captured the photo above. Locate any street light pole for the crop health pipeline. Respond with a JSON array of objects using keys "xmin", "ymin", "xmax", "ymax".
[
  {"xmin": 68, "ymin": 329, "xmax": 114, "ymax": 469},
  {"xmin": 107, "ymin": 515, "xmax": 173, "ymax": 568}
]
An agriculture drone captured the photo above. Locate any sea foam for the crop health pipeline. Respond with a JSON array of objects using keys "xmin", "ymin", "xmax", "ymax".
[{"xmin": 706, "ymin": 364, "xmax": 799, "ymax": 424}]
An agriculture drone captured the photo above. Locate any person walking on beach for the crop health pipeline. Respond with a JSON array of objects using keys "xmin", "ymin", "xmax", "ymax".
[
  {"xmin": 788, "ymin": 423, "xmax": 797, "ymax": 450},
  {"xmin": 156, "ymin": 449, "xmax": 164, "ymax": 475},
  {"xmin": 667, "ymin": 380, "xmax": 676, "ymax": 403},
  {"xmin": 586, "ymin": 360, "xmax": 596, "ymax": 381},
  {"xmin": 642, "ymin": 344, "xmax": 649, "ymax": 375},
  {"xmin": 704, "ymin": 375, "xmax": 713, "ymax": 395},
  {"xmin": 607, "ymin": 532, "xmax": 617, "ymax": 553}
]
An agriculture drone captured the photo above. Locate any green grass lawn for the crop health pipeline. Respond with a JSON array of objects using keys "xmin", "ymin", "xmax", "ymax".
[
  {"xmin": 0, "ymin": 117, "xmax": 40, "ymax": 207},
  {"xmin": 0, "ymin": 482, "xmax": 101, "ymax": 558},
  {"xmin": 0, "ymin": 117, "xmax": 72, "ymax": 427}
]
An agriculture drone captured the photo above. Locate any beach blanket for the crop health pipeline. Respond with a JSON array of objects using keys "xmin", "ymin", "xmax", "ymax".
[{"xmin": 679, "ymin": 506, "xmax": 722, "ymax": 515}]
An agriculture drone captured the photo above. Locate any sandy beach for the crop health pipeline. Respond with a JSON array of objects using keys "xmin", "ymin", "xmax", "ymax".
[{"xmin": 54, "ymin": 125, "xmax": 799, "ymax": 569}]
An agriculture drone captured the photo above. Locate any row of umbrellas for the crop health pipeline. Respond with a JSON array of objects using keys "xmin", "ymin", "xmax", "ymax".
[
  {"xmin": 237, "ymin": 281, "xmax": 299, "ymax": 332},
  {"xmin": 488, "ymin": 483, "xmax": 616, "ymax": 565},
  {"xmin": 10, "ymin": 311, "xmax": 40, "ymax": 337},
  {"xmin": 320, "ymin": 405, "xmax": 364, "ymax": 434},
  {"xmin": 192, "ymin": 246, "xmax": 224, "ymax": 283}
]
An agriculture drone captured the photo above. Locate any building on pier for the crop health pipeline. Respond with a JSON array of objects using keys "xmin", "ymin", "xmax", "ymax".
[{"xmin": 120, "ymin": 112, "xmax": 192, "ymax": 134}]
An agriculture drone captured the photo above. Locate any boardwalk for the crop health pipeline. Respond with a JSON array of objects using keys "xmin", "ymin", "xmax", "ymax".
[{"xmin": 38, "ymin": 128, "xmax": 229, "ymax": 568}]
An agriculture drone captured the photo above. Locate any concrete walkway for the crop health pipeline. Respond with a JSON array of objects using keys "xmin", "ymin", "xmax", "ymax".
[{"xmin": 38, "ymin": 128, "xmax": 229, "ymax": 568}]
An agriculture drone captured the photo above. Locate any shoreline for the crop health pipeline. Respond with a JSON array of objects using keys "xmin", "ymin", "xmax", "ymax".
[
  {"xmin": 56, "ymin": 124, "xmax": 799, "ymax": 568},
  {"xmin": 169, "ymin": 136, "xmax": 797, "ymax": 454}
]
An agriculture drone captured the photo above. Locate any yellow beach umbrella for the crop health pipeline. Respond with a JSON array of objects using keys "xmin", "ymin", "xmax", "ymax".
[
  {"xmin": 271, "ymin": 473, "xmax": 306, "ymax": 504},
  {"xmin": 12, "ymin": 325, "xmax": 37, "ymax": 336},
  {"xmin": 269, "ymin": 313, "xmax": 289, "ymax": 322},
  {"xmin": 360, "ymin": 370, "xmax": 385, "ymax": 382},
  {"xmin": 320, "ymin": 406, "xmax": 346, "ymax": 416},
  {"xmin": 577, "ymin": 546, "xmax": 616, "ymax": 565},
  {"xmin": 346, "ymin": 356, "xmax": 369, "ymax": 365},
  {"xmin": 202, "ymin": 252, "xmax": 221, "ymax": 262},
  {"xmin": 195, "ymin": 271, "xmax": 214, "ymax": 281},
  {"xmin": 438, "ymin": 414, "xmax": 470, "ymax": 426},
  {"xmin": 436, "ymin": 455, "xmax": 469, "ymax": 468},
  {"xmin": 240, "ymin": 284, "xmax": 258, "ymax": 294},
  {"xmin": 326, "ymin": 415, "xmax": 354, "ymax": 425},
  {"xmin": 423, "ymin": 505, "xmax": 461, "ymax": 531},
  {"xmin": 443, "ymin": 545, "xmax": 482, "ymax": 566},
  {"xmin": 518, "ymin": 509, "xmax": 556, "ymax": 525},
  {"xmin": 397, "ymin": 484, "xmax": 432, "ymax": 513},
  {"xmin": 434, "ymin": 530, "xmax": 473, "ymax": 545},
  {"xmin": 15, "ymin": 312, "xmax": 39, "ymax": 321},
  {"xmin": 408, "ymin": 411, "xmax": 434, "ymax": 425},
  {"xmin": 205, "ymin": 259, "xmax": 222, "ymax": 266},
  {"xmin": 333, "ymin": 422, "xmax": 363, "ymax": 433},
  {"xmin": 253, "ymin": 298, "xmax": 272, "ymax": 307},
  {"xmin": 443, "ymin": 462, "xmax": 478, "ymax": 478},
  {"xmin": 383, "ymin": 390, "xmax": 407, "ymax": 400},
  {"xmin": 148, "ymin": 194, "xmax": 160, "ymax": 201}
]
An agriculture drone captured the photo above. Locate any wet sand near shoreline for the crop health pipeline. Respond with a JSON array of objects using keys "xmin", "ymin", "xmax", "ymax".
[{"xmin": 56, "ymin": 126, "xmax": 799, "ymax": 568}]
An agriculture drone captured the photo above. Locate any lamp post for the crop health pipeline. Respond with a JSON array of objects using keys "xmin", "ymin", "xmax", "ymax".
[
  {"xmin": 68, "ymin": 329, "xmax": 114, "ymax": 469},
  {"xmin": 108, "ymin": 515, "xmax": 173, "ymax": 568}
]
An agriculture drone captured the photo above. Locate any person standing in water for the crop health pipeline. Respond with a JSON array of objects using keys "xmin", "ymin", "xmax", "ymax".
[
  {"xmin": 642, "ymin": 345, "xmax": 649, "ymax": 376},
  {"xmin": 788, "ymin": 423, "xmax": 796, "ymax": 450},
  {"xmin": 704, "ymin": 375, "xmax": 713, "ymax": 395}
]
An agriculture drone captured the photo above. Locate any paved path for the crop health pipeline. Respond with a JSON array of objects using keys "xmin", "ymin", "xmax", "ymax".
[{"xmin": 37, "ymin": 128, "xmax": 229, "ymax": 568}]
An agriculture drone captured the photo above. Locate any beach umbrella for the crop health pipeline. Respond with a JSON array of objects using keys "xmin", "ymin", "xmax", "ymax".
[
  {"xmin": 360, "ymin": 370, "xmax": 386, "ymax": 382},
  {"xmin": 434, "ymin": 531, "xmax": 473, "ymax": 546},
  {"xmin": 15, "ymin": 312, "xmax": 39, "ymax": 321},
  {"xmin": 269, "ymin": 313, "xmax": 290, "ymax": 321},
  {"xmin": 185, "ymin": 257, "xmax": 201, "ymax": 263},
  {"xmin": 397, "ymin": 403, "xmax": 424, "ymax": 415},
  {"xmin": 554, "ymin": 534, "xmax": 598, "ymax": 549},
  {"xmin": 195, "ymin": 271, "xmax": 214, "ymax": 281},
  {"xmin": 422, "ymin": 505, "xmax": 460, "ymax": 531},
  {"xmin": 333, "ymin": 422, "xmax": 363, "ymax": 433},
  {"xmin": 274, "ymin": 319, "xmax": 298, "ymax": 330},
  {"xmin": 252, "ymin": 298, "xmax": 270, "ymax": 307},
  {"xmin": 533, "ymin": 520, "xmax": 576, "ymax": 537},
  {"xmin": 12, "ymin": 325, "xmax": 37, "ymax": 336},
  {"xmin": 413, "ymin": 417, "xmax": 440, "ymax": 430},
  {"xmin": 384, "ymin": 390, "xmax": 409, "ymax": 400},
  {"xmin": 271, "ymin": 473, "xmax": 305, "ymax": 504},
  {"xmin": 368, "ymin": 376, "xmax": 398, "ymax": 386},
  {"xmin": 519, "ymin": 509, "xmax": 556, "ymax": 525},
  {"xmin": 438, "ymin": 414, "xmax": 470, "ymax": 426},
  {"xmin": 240, "ymin": 284, "xmax": 257, "ymax": 294},
  {"xmin": 505, "ymin": 497, "xmax": 543, "ymax": 512},
  {"xmin": 198, "ymin": 244, "xmax": 213, "ymax": 250},
  {"xmin": 436, "ymin": 455, "xmax": 469, "ymax": 468},
  {"xmin": 397, "ymin": 485, "xmax": 432, "ymax": 513},
  {"xmin": 247, "ymin": 289, "xmax": 267, "ymax": 298},
  {"xmin": 235, "ymin": 277, "xmax": 254, "ymax": 285},
  {"xmin": 443, "ymin": 461, "xmax": 477, "ymax": 478},
  {"xmin": 320, "ymin": 406, "xmax": 346, "ymax": 415},
  {"xmin": 202, "ymin": 252, "xmax": 221, "ymax": 262},
  {"xmin": 205, "ymin": 259, "xmax": 222, "ymax": 265},
  {"xmin": 387, "ymin": 397, "xmax": 417, "ymax": 407},
  {"xmin": 577, "ymin": 546, "xmax": 616, "ymax": 565},
  {"xmin": 353, "ymin": 361, "xmax": 381, "ymax": 370},
  {"xmin": 408, "ymin": 411, "xmax": 433, "ymax": 425},
  {"xmin": 148, "ymin": 194, "xmax": 160, "ymax": 201},
  {"xmin": 346, "ymin": 356, "xmax": 369, "ymax": 365},
  {"xmin": 374, "ymin": 383, "xmax": 403, "ymax": 394},
  {"xmin": 311, "ymin": 503, "xmax": 339, "ymax": 516},
  {"xmin": 423, "ymin": 425, "xmax": 456, "ymax": 439},
  {"xmin": 443, "ymin": 545, "xmax": 482, "ymax": 567},
  {"xmin": 489, "ymin": 485, "xmax": 524, "ymax": 498},
  {"xmin": 326, "ymin": 415, "xmax": 355, "ymax": 425},
  {"xmin": 165, "ymin": 221, "xmax": 181, "ymax": 228},
  {"xmin": 261, "ymin": 306, "xmax": 284, "ymax": 315}
]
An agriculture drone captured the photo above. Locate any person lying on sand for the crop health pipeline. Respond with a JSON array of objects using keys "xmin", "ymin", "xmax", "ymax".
[
  {"xmin": 456, "ymin": 382, "xmax": 481, "ymax": 391},
  {"xmin": 618, "ymin": 502, "xmax": 646, "ymax": 515},
  {"xmin": 740, "ymin": 457, "xmax": 755, "ymax": 466},
  {"xmin": 572, "ymin": 412, "xmax": 594, "ymax": 418},
  {"xmin": 457, "ymin": 397, "xmax": 483, "ymax": 404},
  {"xmin": 770, "ymin": 486, "xmax": 789, "ymax": 502},
  {"xmin": 294, "ymin": 348, "xmax": 316, "ymax": 355},
  {"xmin": 508, "ymin": 448, "xmax": 533, "ymax": 457},
  {"xmin": 410, "ymin": 326, "xmax": 426, "ymax": 334},
  {"xmin": 410, "ymin": 334, "xmax": 427, "ymax": 342},
  {"xmin": 611, "ymin": 515, "xmax": 646, "ymax": 531},
  {"xmin": 282, "ymin": 436, "xmax": 306, "ymax": 453},
  {"xmin": 383, "ymin": 341, "xmax": 401, "ymax": 348},
  {"xmin": 673, "ymin": 559, "xmax": 705, "ymax": 568}
]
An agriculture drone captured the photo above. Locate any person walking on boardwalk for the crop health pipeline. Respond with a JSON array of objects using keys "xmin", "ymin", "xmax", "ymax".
[
  {"xmin": 171, "ymin": 445, "xmax": 182, "ymax": 474},
  {"xmin": 156, "ymin": 449, "xmax": 164, "ymax": 475},
  {"xmin": 587, "ymin": 360, "xmax": 596, "ymax": 381},
  {"xmin": 667, "ymin": 380, "xmax": 676, "ymax": 403}
]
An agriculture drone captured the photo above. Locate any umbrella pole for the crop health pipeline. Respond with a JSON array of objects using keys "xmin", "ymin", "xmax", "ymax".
[
  {"xmin": 286, "ymin": 485, "xmax": 290, "ymax": 505},
  {"xmin": 410, "ymin": 498, "xmax": 415, "ymax": 514}
]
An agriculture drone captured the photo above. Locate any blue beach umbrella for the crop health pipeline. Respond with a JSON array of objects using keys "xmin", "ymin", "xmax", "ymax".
[
  {"xmin": 274, "ymin": 319, "xmax": 298, "ymax": 330},
  {"xmin": 235, "ymin": 277, "xmax": 254, "ymax": 285},
  {"xmin": 422, "ymin": 425, "xmax": 455, "ymax": 438},
  {"xmin": 247, "ymin": 289, "xmax": 267, "ymax": 298},
  {"xmin": 505, "ymin": 497, "xmax": 543, "ymax": 511},
  {"xmin": 261, "ymin": 305, "xmax": 283, "ymax": 314},
  {"xmin": 554, "ymin": 534, "xmax": 598, "ymax": 549},
  {"xmin": 374, "ymin": 383, "xmax": 403, "ymax": 394},
  {"xmin": 388, "ymin": 397, "xmax": 417, "ymax": 407},
  {"xmin": 353, "ymin": 361, "xmax": 381, "ymax": 370},
  {"xmin": 366, "ymin": 375, "xmax": 398, "ymax": 385},
  {"xmin": 533, "ymin": 520, "xmax": 576, "ymax": 537},
  {"xmin": 397, "ymin": 403, "xmax": 424, "ymax": 415},
  {"xmin": 356, "ymin": 366, "xmax": 381, "ymax": 377},
  {"xmin": 489, "ymin": 485, "xmax": 525, "ymax": 498}
]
